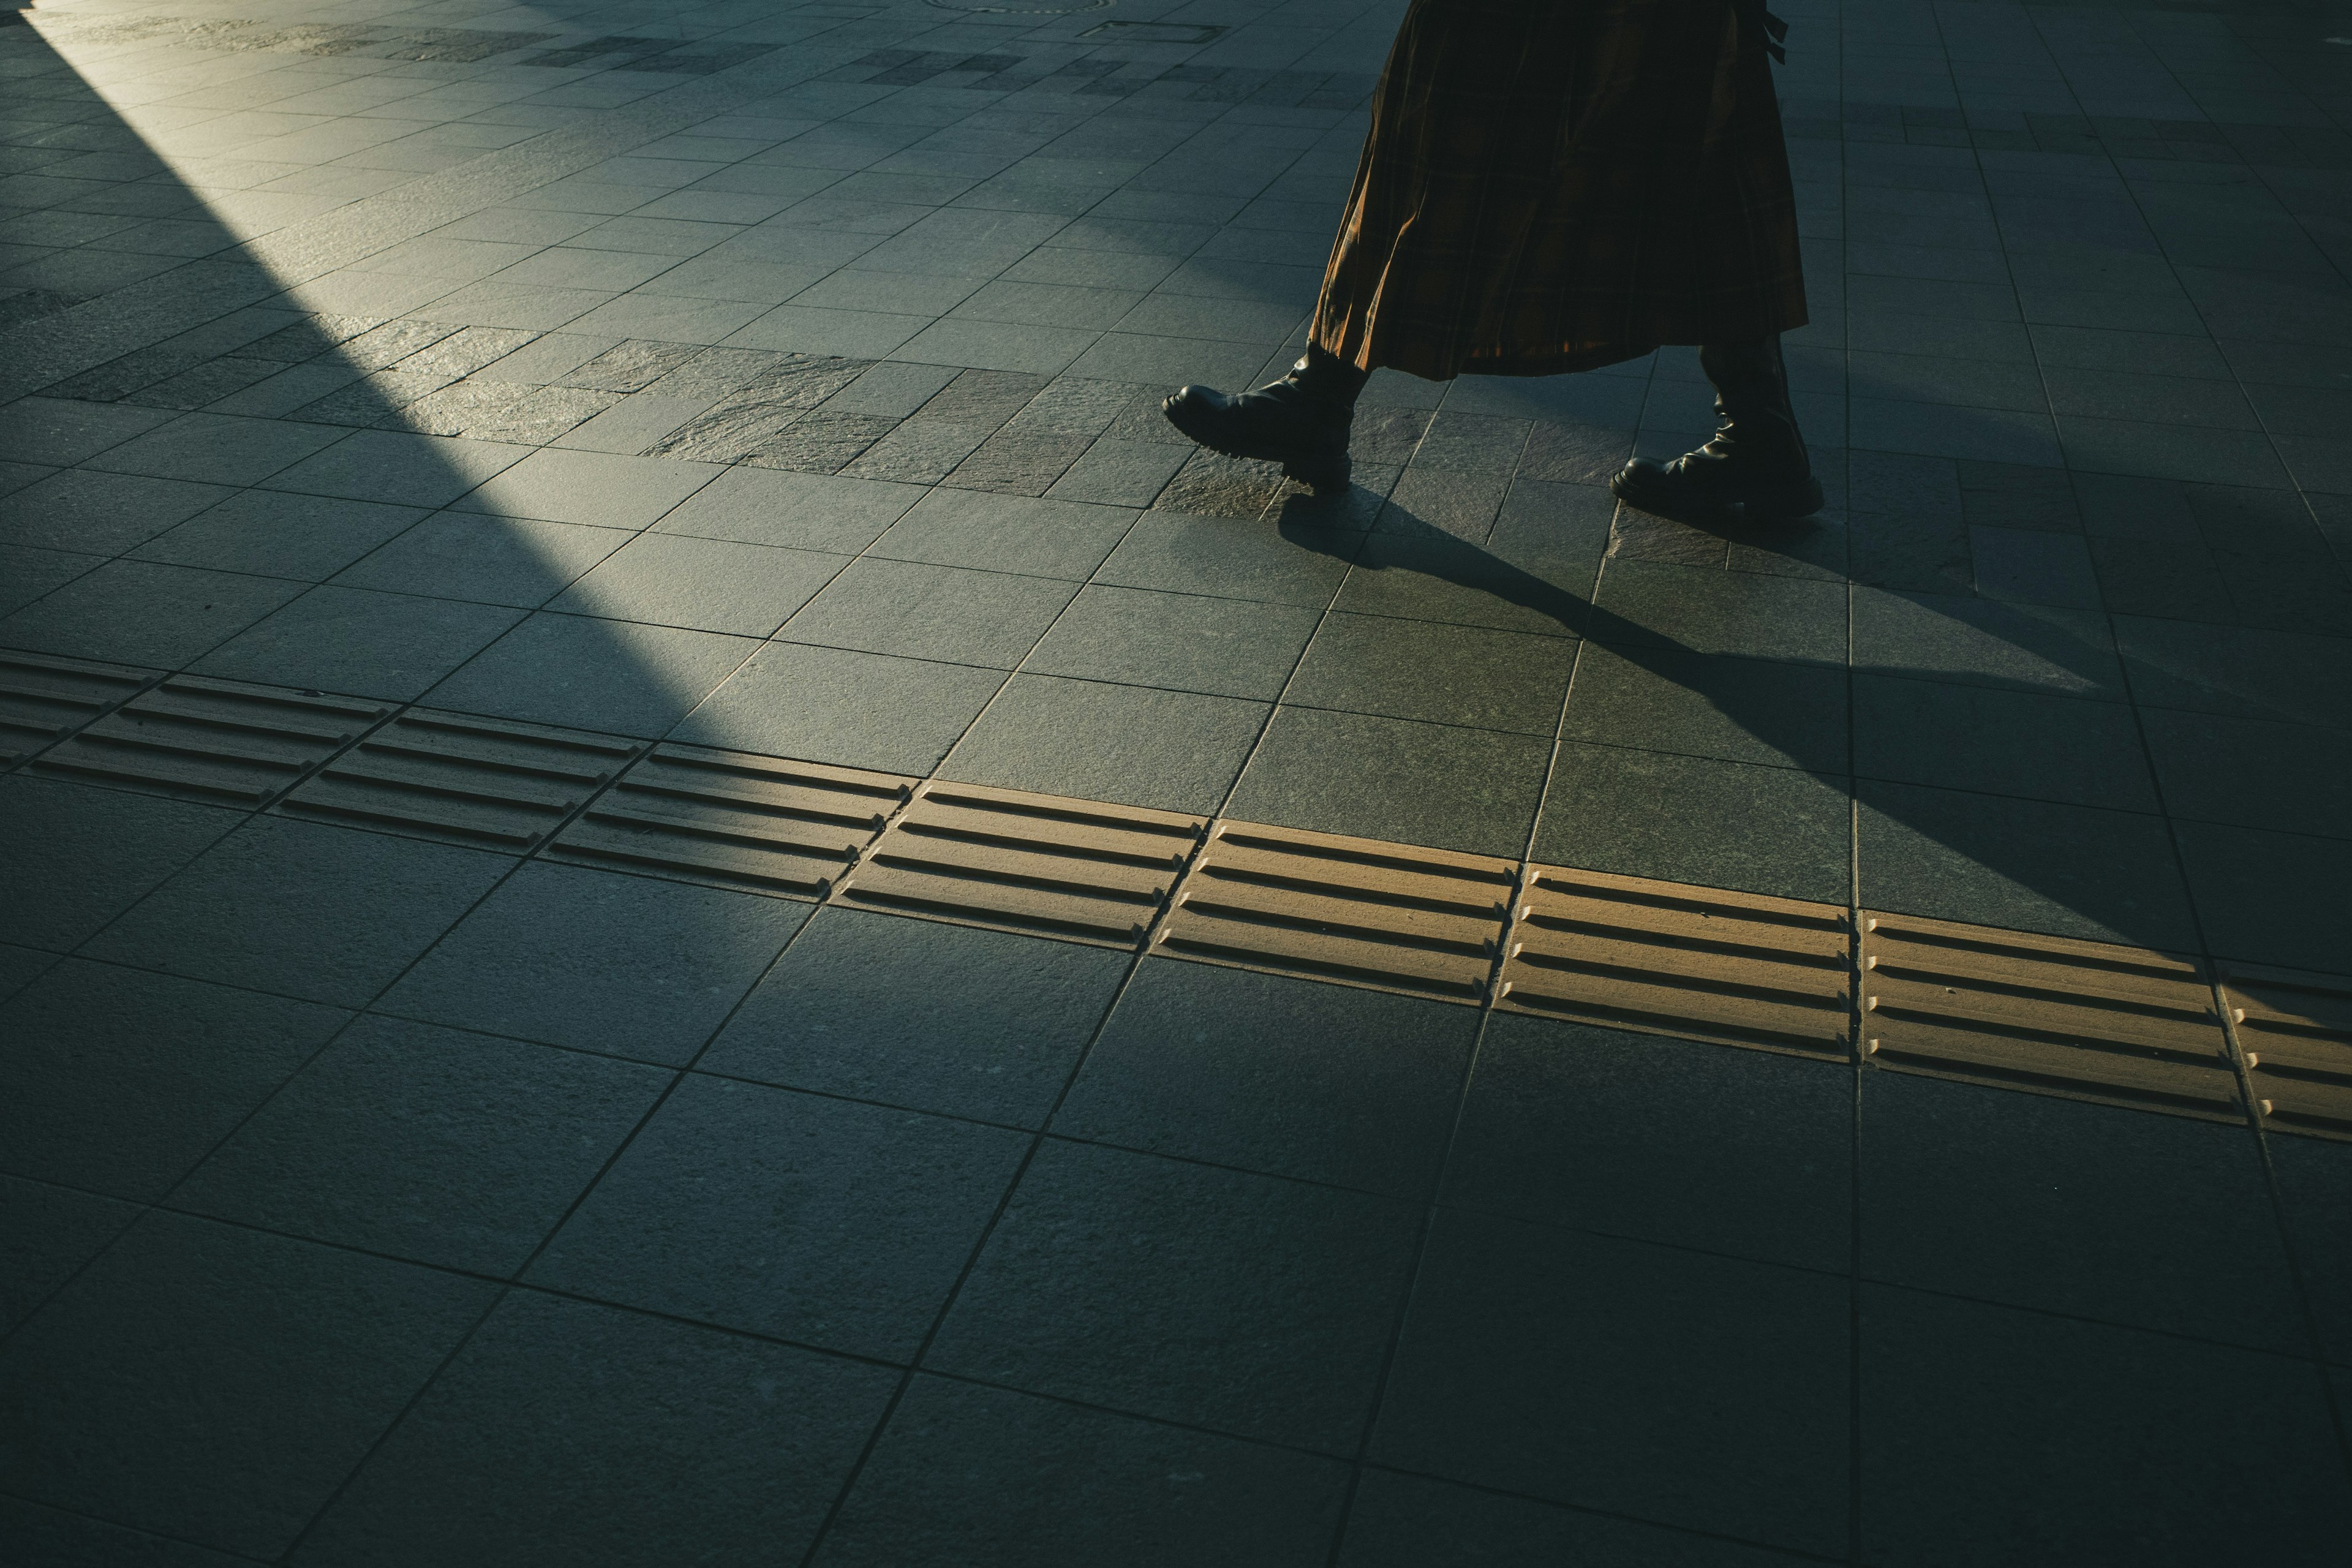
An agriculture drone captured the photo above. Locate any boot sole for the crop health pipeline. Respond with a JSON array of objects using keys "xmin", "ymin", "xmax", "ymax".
[
  {"xmin": 1162, "ymin": 395, "xmax": 1352, "ymax": 495},
  {"xmin": 1609, "ymin": 469, "xmax": 1824, "ymax": 524}
]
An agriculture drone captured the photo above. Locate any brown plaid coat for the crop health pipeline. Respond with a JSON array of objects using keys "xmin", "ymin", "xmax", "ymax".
[{"xmin": 1311, "ymin": 0, "xmax": 1808, "ymax": 379}]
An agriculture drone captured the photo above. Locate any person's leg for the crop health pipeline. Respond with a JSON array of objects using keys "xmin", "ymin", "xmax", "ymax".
[
  {"xmin": 1158, "ymin": 345, "xmax": 1369, "ymax": 494},
  {"xmin": 1609, "ymin": 335, "xmax": 1820, "ymax": 522}
]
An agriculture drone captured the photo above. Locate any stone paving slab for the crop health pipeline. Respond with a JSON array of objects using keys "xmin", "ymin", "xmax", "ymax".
[{"xmin": 4, "ymin": 0, "xmax": 2352, "ymax": 1559}]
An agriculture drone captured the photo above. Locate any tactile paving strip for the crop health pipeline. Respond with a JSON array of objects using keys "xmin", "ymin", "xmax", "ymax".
[
  {"xmin": 1860, "ymin": 911, "xmax": 2240, "ymax": 1119},
  {"xmin": 2218, "ymin": 963, "xmax": 2352, "ymax": 1140},
  {"xmin": 1154, "ymin": 821, "xmax": 1515, "ymax": 1001},
  {"xmin": 0, "ymin": 652, "xmax": 158, "ymax": 768},
  {"xmin": 548, "ymin": 743, "xmax": 911, "ymax": 896},
  {"xmin": 831, "ymin": 780, "xmax": 1205, "ymax": 945},
  {"xmin": 1496, "ymin": 866, "xmax": 1852, "ymax": 1055},
  {"xmin": 28, "ymin": 677, "xmax": 391, "ymax": 806},
  {"xmin": 277, "ymin": 710, "xmax": 640, "ymax": 850}
]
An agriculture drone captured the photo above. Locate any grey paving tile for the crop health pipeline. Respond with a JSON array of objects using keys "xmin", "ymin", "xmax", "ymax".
[
  {"xmin": 332, "ymin": 511, "xmax": 630, "ymax": 608},
  {"xmin": 1058, "ymin": 960, "xmax": 1478, "ymax": 1198},
  {"xmin": 2116, "ymin": 616, "xmax": 2352, "ymax": 728},
  {"xmin": 1969, "ymin": 523, "xmax": 2100, "ymax": 606},
  {"xmin": 642, "ymin": 466, "xmax": 921, "ymax": 553},
  {"xmin": 176, "ymin": 1017, "xmax": 666, "ymax": 1275},
  {"xmin": 0, "ymin": 1498, "xmax": 252, "ymax": 1568},
  {"xmin": 2139, "ymin": 707, "xmax": 2352, "ymax": 839},
  {"xmin": 816, "ymin": 1375, "xmax": 1347, "ymax": 1568},
  {"xmin": 0, "ymin": 469, "xmax": 232, "ymax": 554},
  {"xmin": 132, "ymin": 490, "xmax": 428, "ymax": 580},
  {"xmin": 426, "ymin": 612, "xmax": 757, "ymax": 737},
  {"xmin": 300, "ymin": 1291, "xmax": 893, "ymax": 1568},
  {"xmin": 263, "ymin": 430, "xmax": 530, "ymax": 510},
  {"xmin": 929, "ymin": 1140, "xmax": 1419, "ymax": 1450},
  {"xmin": 552, "ymin": 534, "xmax": 846, "ymax": 636},
  {"xmin": 673, "ymin": 639, "xmax": 1005, "ymax": 774},
  {"xmin": 0, "ymin": 396, "xmax": 174, "ymax": 466},
  {"xmin": 1338, "ymin": 1469, "xmax": 1809, "ymax": 1568},
  {"xmin": 0, "ymin": 543, "xmax": 99, "ymax": 616},
  {"xmin": 1335, "ymin": 481, "xmax": 1610, "ymax": 635},
  {"xmin": 1022, "ymin": 583, "xmax": 1317, "ymax": 700},
  {"xmin": 0, "ymin": 557, "xmax": 305, "ymax": 665},
  {"xmin": 1860, "ymin": 1286, "xmax": 2352, "ymax": 1566},
  {"xmin": 192, "ymin": 584, "xmax": 524, "ymax": 699},
  {"xmin": 1857, "ymin": 779, "xmax": 2196, "ymax": 949},
  {"xmin": 1589, "ymin": 559, "xmax": 1847, "ymax": 664},
  {"xmin": 1283, "ymin": 612, "xmax": 1575, "ymax": 736},
  {"xmin": 1092, "ymin": 508, "xmax": 1360, "ymax": 606},
  {"xmin": 0, "ymin": 959, "xmax": 344, "ymax": 1202},
  {"xmin": 1373, "ymin": 1210, "xmax": 1849, "ymax": 1558},
  {"xmin": 83, "ymin": 412, "xmax": 343, "ymax": 487},
  {"xmin": 2170, "ymin": 820, "xmax": 2352, "ymax": 973},
  {"xmin": 1561, "ymin": 644, "xmax": 1847, "ymax": 772},
  {"xmin": 0, "ymin": 777, "xmax": 243, "ymax": 951},
  {"xmin": 0, "ymin": 945, "xmax": 59, "ymax": 1008},
  {"xmin": 1227, "ymin": 706, "xmax": 1551, "ymax": 859},
  {"xmin": 1853, "ymin": 674, "xmax": 2158, "ymax": 810},
  {"xmin": 780, "ymin": 556, "xmax": 1076, "ymax": 668},
  {"xmin": 0, "ymin": 1175, "xmax": 138, "ymax": 1338},
  {"xmin": 451, "ymin": 447, "xmax": 723, "ymax": 527},
  {"xmin": 529, "ymin": 1074, "xmax": 1025, "ymax": 1360},
  {"xmin": 941, "ymin": 674, "xmax": 1266, "ymax": 816},
  {"xmin": 872, "ymin": 488, "xmax": 1137, "ymax": 580},
  {"xmin": 83, "ymin": 815, "xmax": 513, "ymax": 1008},
  {"xmin": 1535, "ymin": 744, "xmax": 1852, "ymax": 905},
  {"xmin": 1446, "ymin": 1016, "xmax": 1852, "ymax": 1272},
  {"xmin": 1854, "ymin": 587, "xmax": 2125, "ymax": 699},
  {"xmin": 2269, "ymin": 1136, "xmax": 2352, "ymax": 1368},
  {"xmin": 704, "ymin": 909, "xmax": 1125, "ymax": 1128},
  {"xmin": 2057, "ymin": 415, "xmax": 2291, "ymax": 489},
  {"xmin": 381, "ymin": 862, "xmax": 808, "ymax": 1068},
  {"xmin": 0, "ymin": 1212, "xmax": 493, "ymax": 1561}
]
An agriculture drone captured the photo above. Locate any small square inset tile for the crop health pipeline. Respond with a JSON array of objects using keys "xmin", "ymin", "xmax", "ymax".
[
  {"xmin": 1373, "ymin": 1210, "xmax": 1849, "ymax": 1557},
  {"xmin": 1446, "ymin": 1015, "xmax": 1852, "ymax": 1272},
  {"xmin": 0, "ymin": 960, "xmax": 347, "ymax": 1202},
  {"xmin": 0, "ymin": 1212, "xmax": 493, "ymax": 1561},
  {"xmin": 872, "ymin": 488, "xmax": 1137, "ymax": 581},
  {"xmin": 1227, "ymin": 706, "xmax": 1551, "ymax": 859},
  {"xmin": 554, "ymin": 535, "xmax": 846, "ymax": 636},
  {"xmin": 1861, "ymin": 1287, "xmax": 2352, "ymax": 1566},
  {"xmin": 1535, "ymin": 743, "xmax": 1852, "ymax": 904},
  {"xmin": 192, "ymin": 584, "xmax": 524, "ymax": 700},
  {"xmin": 817, "ymin": 1376, "xmax": 1349, "ymax": 1568},
  {"xmin": 298, "ymin": 1292, "xmax": 894, "ymax": 1568},
  {"xmin": 1861, "ymin": 1072, "xmax": 2301, "ymax": 1350},
  {"xmin": 672, "ymin": 640, "xmax": 1006, "ymax": 774},
  {"xmin": 1057, "ymin": 960, "xmax": 1478, "ymax": 1197},
  {"xmin": 0, "ymin": 777, "xmax": 242, "ymax": 951},
  {"xmin": 451, "ymin": 447, "xmax": 723, "ymax": 528},
  {"xmin": 175, "ymin": 1017, "xmax": 667, "ymax": 1274},
  {"xmin": 703, "ymin": 908, "xmax": 1127, "ymax": 1127},
  {"xmin": 0, "ymin": 558, "xmax": 305, "ymax": 666},
  {"xmin": 1858, "ymin": 779, "xmax": 2196, "ymax": 948},
  {"xmin": 263, "ymin": 429, "xmax": 529, "ymax": 509},
  {"xmin": 529, "ymin": 1074, "xmax": 1026, "ymax": 1359},
  {"xmin": 1023, "ymin": 584, "xmax": 1319, "ymax": 699},
  {"xmin": 941, "ymin": 674, "xmax": 1267, "ymax": 815},
  {"xmin": 426, "ymin": 612, "xmax": 758, "ymax": 737},
  {"xmin": 1283, "ymin": 612, "xmax": 1575, "ymax": 735},
  {"xmin": 382, "ymin": 862, "xmax": 809, "ymax": 1066},
  {"xmin": 83, "ymin": 815, "xmax": 512, "ymax": 1007},
  {"xmin": 780, "ymin": 557, "xmax": 1076, "ymax": 668},
  {"xmin": 928, "ymin": 1140, "xmax": 1420, "ymax": 1450}
]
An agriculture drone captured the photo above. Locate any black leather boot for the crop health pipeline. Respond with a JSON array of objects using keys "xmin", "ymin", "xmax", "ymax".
[
  {"xmin": 1610, "ymin": 338, "xmax": 1823, "ymax": 523},
  {"xmin": 1162, "ymin": 345, "xmax": 1367, "ymax": 494}
]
